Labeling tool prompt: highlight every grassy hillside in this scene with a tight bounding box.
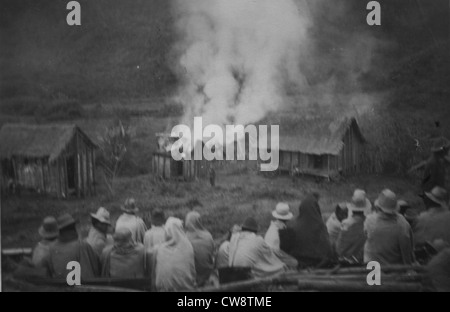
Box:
[0,0,176,101]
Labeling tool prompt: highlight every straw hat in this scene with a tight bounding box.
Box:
[272,203,293,221]
[90,207,111,225]
[374,189,398,215]
[347,189,372,212]
[121,198,139,214]
[425,186,449,208]
[38,217,59,239]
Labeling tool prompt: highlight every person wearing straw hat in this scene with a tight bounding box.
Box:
[414,186,450,249]
[420,137,450,208]
[264,203,298,269]
[363,189,415,265]
[228,217,286,279]
[86,207,114,256]
[43,213,100,279]
[336,197,367,263]
[115,198,147,244]
[31,216,59,268]
[347,189,372,216]
[264,203,293,250]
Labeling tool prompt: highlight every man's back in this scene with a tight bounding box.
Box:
[144,226,166,251]
[364,212,414,265]
[229,232,285,278]
[336,215,366,262]
[414,209,450,246]
[103,244,146,278]
[46,239,100,279]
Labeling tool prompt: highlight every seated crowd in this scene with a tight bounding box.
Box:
[29,185,450,291]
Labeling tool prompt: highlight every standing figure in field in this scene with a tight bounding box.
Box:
[115,198,147,244]
[185,211,215,287]
[101,228,147,278]
[86,207,113,256]
[44,214,100,279]
[364,190,415,266]
[228,217,286,279]
[283,194,334,268]
[31,216,59,268]
[144,209,167,252]
[209,166,216,187]
[153,217,196,292]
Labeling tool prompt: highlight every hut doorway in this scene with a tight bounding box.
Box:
[66,156,76,189]
[314,155,324,170]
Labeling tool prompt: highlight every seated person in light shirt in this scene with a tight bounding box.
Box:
[144,209,167,252]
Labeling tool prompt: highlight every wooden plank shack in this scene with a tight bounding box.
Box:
[0,123,98,198]
[152,133,210,181]
[258,116,367,180]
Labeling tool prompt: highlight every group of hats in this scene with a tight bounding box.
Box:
[39,206,112,239]
[349,186,449,215]
[347,189,402,215]
[39,198,138,239]
[38,213,77,239]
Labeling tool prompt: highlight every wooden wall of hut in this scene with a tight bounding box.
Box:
[1,129,96,199]
[152,152,210,181]
[274,123,365,178]
[338,123,364,174]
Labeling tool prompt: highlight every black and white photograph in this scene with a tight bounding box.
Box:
[0,0,449,295]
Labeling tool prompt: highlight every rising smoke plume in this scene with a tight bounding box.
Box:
[171,0,387,129]
[172,0,311,127]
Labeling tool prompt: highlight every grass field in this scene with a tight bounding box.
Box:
[1,160,423,249]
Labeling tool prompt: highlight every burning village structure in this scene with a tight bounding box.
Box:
[152,133,211,181]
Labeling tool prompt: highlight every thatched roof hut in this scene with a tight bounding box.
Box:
[258,115,367,179]
[0,124,97,198]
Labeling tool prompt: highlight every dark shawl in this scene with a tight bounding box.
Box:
[283,195,333,267]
